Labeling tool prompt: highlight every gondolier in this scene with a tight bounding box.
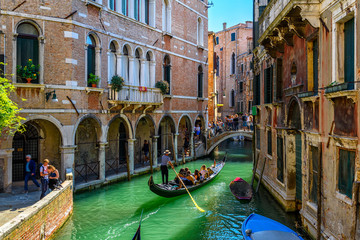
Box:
[161,150,171,184]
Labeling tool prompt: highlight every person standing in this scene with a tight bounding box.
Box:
[40,159,49,199]
[142,140,150,164]
[234,114,239,131]
[161,150,171,184]
[24,154,40,193]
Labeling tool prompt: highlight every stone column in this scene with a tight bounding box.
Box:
[107,51,111,84]
[98,142,107,181]
[141,0,146,23]
[128,56,135,86]
[152,136,159,168]
[174,133,179,162]
[190,131,195,158]
[128,0,134,18]
[128,139,135,174]
[0,148,14,193]
[60,145,76,181]
[38,36,45,84]
[12,34,17,82]
[140,58,146,86]
[116,52,122,77]
[95,47,102,84]
[150,60,156,87]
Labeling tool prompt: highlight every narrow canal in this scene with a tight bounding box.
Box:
[55,139,309,240]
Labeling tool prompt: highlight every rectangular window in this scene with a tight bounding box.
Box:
[240,102,243,113]
[264,66,273,104]
[216,37,219,45]
[338,149,355,199]
[134,0,139,20]
[109,0,115,10]
[240,82,243,92]
[256,128,260,149]
[122,0,127,15]
[241,64,244,73]
[277,136,284,183]
[309,146,319,203]
[145,0,149,24]
[254,74,260,105]
[197,72,203,98]
[276,59,282,101]
[344,18,354,89]
[248,101,252,113]
[231,32,236,41]
[267,130,272,156]
[259,6,266,16]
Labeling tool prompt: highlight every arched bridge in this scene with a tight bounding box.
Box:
[206,131,253,155]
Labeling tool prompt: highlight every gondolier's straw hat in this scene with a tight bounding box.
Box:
[164,150,171,154]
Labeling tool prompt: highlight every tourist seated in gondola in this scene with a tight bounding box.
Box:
[207,167,214,176]
[174,168,186,184]
[176,171,195,189]
[193,169,201,182]
[200,165,208,180]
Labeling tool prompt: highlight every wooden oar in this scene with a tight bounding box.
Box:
[168,161,205,212]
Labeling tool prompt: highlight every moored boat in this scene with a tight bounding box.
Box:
[229,177,253,201]
[242,213,304,240]
[148,155,227,198]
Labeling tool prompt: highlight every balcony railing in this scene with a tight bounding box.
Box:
[108,85,163,105]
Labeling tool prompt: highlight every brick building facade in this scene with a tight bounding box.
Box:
[210,21,253,121]
[0,0,209,192]
[253,0,360,238]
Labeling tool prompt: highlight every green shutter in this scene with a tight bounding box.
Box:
[276,59,283,101]
[344,18,354,89]
[198,73,203,98]
[122,0,127,15]
[87,46,95,84]
[277,136,284,182]
[295,134,302,201]
[338,149,355,199]
[267,130,272,155]
[309,146,319,203]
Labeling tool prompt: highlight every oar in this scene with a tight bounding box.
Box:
[168,161,205,212]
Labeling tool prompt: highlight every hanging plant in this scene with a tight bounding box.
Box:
[110,75,125,92]
[155,81,169,94]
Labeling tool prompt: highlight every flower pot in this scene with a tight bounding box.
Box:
[26,78,32,84]
[91,84,97,88]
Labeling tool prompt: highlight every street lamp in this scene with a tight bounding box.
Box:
[45,90,58,103]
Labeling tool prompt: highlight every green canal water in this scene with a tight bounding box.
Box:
[55,140,309,240]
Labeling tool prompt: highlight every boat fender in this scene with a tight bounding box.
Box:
[245,229,252,236]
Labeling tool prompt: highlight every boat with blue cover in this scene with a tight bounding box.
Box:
[242,213,304,240]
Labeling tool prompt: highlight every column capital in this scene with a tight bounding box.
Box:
[174,133,180,136]
[152,135,160,139]
[60,145,77,153]
[99,142,108,149]
[128,138,137,143]
[0,148,14,157]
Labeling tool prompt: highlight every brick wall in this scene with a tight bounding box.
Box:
[0,181,73,240]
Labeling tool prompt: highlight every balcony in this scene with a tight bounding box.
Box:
[258,0,320,57]
[108,85,163,112]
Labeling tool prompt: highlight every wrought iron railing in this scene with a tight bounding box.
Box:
[75,161,100,183]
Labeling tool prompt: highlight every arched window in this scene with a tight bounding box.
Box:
[216,55,220,76]
[122,46,130,83]
[122,0,128,15]
[230,89,235,107]
[134,0,140,21]
[134,49,141,86]
[197,65,203,98]
[145,52,151,87]
[87,35,96,85]
[17,23,40,83]
[144,0,150,24]
[163,55,171,94]
[108,41,117,83]
[197,17,204,46]
[231,53,236,75]
[162,0,171,33]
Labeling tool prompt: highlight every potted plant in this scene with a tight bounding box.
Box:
[110,75,125,92]
[88,73,100,87]
[16,59,40,84]
[155,80,169,94]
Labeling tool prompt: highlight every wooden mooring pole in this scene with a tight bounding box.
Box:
[149,141,153,174]
[126,153,131,181]
[256,157,266,193]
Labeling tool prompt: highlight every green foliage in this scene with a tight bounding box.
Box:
[110,75,125,92]
[88,73,100,85]
[0,76,25,137]
[16,59,40,81]
[155,81,169,94]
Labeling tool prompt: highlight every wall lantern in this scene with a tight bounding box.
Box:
[45,90,58,102]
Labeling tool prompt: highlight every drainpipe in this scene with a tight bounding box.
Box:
[3,32,6,75]
[353,181,360,240]
[316,144,322,240]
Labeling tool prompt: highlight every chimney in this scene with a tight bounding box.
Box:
[223,22,227,30]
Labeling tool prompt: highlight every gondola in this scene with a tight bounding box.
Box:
[242,213,304,240]
[148,155,227,198]
[229,177,253,201]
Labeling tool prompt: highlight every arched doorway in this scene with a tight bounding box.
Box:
[287,99,302,204]
[178,115,192,158]
[106,117,131,177]
[12,119,62,182]
[135,115,155,169]
[158,116,176,162]
[74,117,101,183]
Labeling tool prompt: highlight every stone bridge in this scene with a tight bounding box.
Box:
[206,131,253,155]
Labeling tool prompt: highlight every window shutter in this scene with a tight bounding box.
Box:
[344,18,354,89]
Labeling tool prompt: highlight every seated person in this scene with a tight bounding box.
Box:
[200,165,208,180]
[207,168,214,177]
[175,168,186,184]
[193,169,201,181]
[184,167,189,172]
[185,170,195,185]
